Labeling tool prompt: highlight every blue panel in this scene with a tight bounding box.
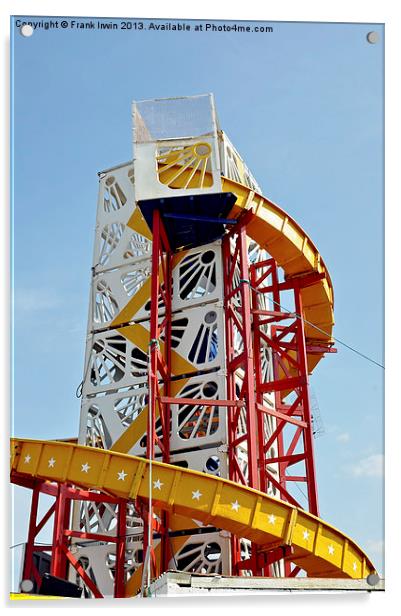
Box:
[138,192,237,251]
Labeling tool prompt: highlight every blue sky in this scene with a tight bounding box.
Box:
[11,16,384,579]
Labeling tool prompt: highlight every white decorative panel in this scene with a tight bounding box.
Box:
[169,372,227,452]
[170,531,230,575]
[80,372,227,455]
[81,305,225,396]
[95,163,135,229]
[168,446,229,479]
[219,131,262,193]
[88,242,224,332]
[134,136,222,202]
[68,536,145,598]
[92,163,154,274]
[93,220,152,274]
[172,242,223,311]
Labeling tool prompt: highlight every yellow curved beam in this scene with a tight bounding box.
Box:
[11,438,375,589]
[155,163,335,375]
[10,593,67,601]
[222,177,334,375]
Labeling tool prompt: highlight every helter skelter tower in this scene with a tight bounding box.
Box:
[12,94,376,599]
[73,93,326,591]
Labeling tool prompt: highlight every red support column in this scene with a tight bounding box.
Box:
[237,224,259,490]
[223,217,259,490]
[293,287,319,516]
[114,499,127,598]
[222,213,260,575]
[22,482,40,583]
[144,207,172,584]
[51,484,70,578]
[20,481,130,596]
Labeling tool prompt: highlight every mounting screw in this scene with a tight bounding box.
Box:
[366,572,380,586]
[20,24,34,37]
[367,31,379,44]
[20,579,34,593]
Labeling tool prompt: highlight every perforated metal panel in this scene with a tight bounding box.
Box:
[93,163,153,274]
[80,372,227,456]
[169,531,230,575]
[219,131,262,193]
[88,242,223,332]
[82,307,225,396]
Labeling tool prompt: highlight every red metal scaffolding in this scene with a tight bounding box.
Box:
[13,474,127,598]
[222,210,325,576]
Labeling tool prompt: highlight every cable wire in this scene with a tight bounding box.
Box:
[247,280,384,369]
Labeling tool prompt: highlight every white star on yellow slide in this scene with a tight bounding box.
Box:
[231,500,240,512]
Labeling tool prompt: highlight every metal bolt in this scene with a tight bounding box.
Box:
[20,24,34,37]
[367,31,379,44]
[366,572,380,586]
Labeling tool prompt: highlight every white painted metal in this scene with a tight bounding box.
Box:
[168,445,229,478]
[88,241,224,331]
[172,241,223,311]
[219,131,262,193]
[132,95,222,202]
[69,537,145,598]
[79,372,227,455]
[92,163,153,274]
[81,304,226,396]
[149,572,385,595]
[170,531,230,576]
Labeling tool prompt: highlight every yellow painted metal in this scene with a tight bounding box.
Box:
[10,593,67,600]
[110,378,190,454]
[126,207,153,240]
[117,323,196,377]
[221,177,334,350]
[110,252,187,329]
[10,438,375,589]
[157,163,335,375]
[157,142,213,190]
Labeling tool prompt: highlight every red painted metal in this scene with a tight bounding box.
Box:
[143,207,173,582]
[221,216,323,577]
[21,480,129,598]
[51,484,70,578]
[114,499,127,598]
[22,482,41,586]
[222,213,261,575]
[250,256,320,519]
[62,545,104,598]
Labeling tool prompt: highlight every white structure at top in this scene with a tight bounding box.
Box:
[132,94,261,201]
